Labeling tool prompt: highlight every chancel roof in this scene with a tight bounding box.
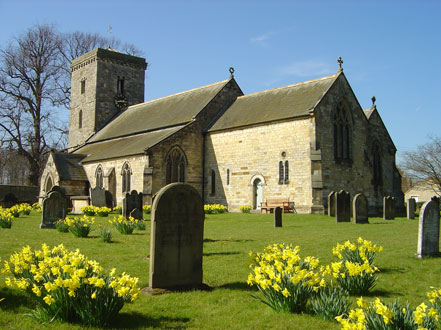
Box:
[52,153,88,181]
[208,74,338,132]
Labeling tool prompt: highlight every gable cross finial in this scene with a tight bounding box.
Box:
[337,56,343,72]
[371,96,377,110]
[107,26,113,49]
[229,67,235,78]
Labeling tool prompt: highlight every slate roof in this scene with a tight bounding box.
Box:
[52,153,88,181]
[208,74,338,132]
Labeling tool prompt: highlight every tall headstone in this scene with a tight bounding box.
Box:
[40,190,66,229]
[149,183,205,289]
[416,197,440,258]
[383,196,395,220]
[274,207,282,227]
[90,187,106,207]
[328,191,336,216]
[353,193,369,224]
[336,190,350,222]
[123,190,143,220]
[407,198,416,220]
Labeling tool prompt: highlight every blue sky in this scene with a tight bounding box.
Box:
[1,0,440,164]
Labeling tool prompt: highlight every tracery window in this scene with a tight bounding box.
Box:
[278,161,289,184]
[121,162,131,193]
[279,161,284,184]
[333,101,352,161]
[165,147,187,184]
[372,142,383,188]
[284,160,289,184]
[79,110,83,129]
[95,165,104,189]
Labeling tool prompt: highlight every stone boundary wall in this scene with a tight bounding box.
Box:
[0,185,39,207]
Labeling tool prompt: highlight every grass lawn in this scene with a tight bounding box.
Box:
[0,211,440,329]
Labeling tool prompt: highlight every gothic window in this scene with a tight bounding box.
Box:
[81,80,86,94]
[117,76,125,95]
[79,110,83,129]
[95,165,104,189]
[211,170,216,195]
[333,101,352,162]
[227,169,230,185]
[284,161,289,184]
[372,142,383,188]
[121,162,131,193]
[165,147,187,184]
[279,161,284,184]
[44,175,53,192]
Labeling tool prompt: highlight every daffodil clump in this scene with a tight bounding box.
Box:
[427,287,441,327]
[204,204,228,214]
[247,243,324,313]
[64,215,94,237]
[32,202,42,212]
[336,297,438,330]
[96,206,111,217]
[0,209,14,228]
[109,215,139,234]
[81,205,98,216]
[9,203,33,216]
[239,205,252,213]
[112,205,122,214]
[1,244,140,327]
[143,204,151,214]
[329,238,383,295]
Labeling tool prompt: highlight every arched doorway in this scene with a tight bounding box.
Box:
[253,178,263,210]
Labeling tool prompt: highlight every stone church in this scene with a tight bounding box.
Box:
[40,48,403,214]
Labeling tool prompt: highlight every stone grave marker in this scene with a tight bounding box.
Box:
[416,197,440,258]
[123,190,143,220]
[105,191,114,208]
[41,190,66,229]
[353,193,369,224]
[274,206,282,227]
[90,187,106,207]
[328,191,336,217]
[336,190,350,222]
[129,208,143,220]
[407,198,416,220]
[149,183,205,290]
[383,196,395,220]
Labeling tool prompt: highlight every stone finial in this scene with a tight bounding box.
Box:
[337,57,343,72]
[371,96,377,110]
[229,67,235,78]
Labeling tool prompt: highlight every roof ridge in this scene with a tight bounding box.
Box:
[127,79,230,109]
[237,74,338,99]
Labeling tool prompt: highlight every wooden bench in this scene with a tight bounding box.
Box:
[260,198,295,213]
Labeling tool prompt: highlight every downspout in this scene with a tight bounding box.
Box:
[202,132,206,204]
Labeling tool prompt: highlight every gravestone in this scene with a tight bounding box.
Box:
[40,190,66,229]
[123,190,143,220]
[353,193,369,224]
[274,207,282,227]
[90,187,106,207]
[336,190,350,222]
[129,208,143,220]
[407,198,416,220]
[383,196,395,220]
[149,183,205,289]
[328,191,336,217]
[105,191,114,208]
[416,197,440,258]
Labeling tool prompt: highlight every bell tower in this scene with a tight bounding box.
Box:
[68,48,147,150]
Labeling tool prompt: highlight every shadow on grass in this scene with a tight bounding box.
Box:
[203,251,241,257]
[113,311,190,329]
[364,288,404,298]
[217,281,256,292]
[203,238,254,243]
[0,287,35,312]
[380,266,408,274]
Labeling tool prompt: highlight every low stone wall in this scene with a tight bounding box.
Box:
[0,185,39,207]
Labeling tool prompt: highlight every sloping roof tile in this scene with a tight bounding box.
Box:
[53,153,88,181]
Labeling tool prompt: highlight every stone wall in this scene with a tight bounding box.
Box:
[205,118,312,213]
[0,185,39,207]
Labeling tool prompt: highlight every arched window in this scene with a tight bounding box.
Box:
[279,161,284,184]
[121,162,131,193]
[333,101,352,161]
[211,169,216,195]
[372,142,382,188]
[95,165,104,189]
[284,160,289,184]
[44,175,53,192]
[165,147,187,184]
[79,110,83,129]
[227,169,230,185]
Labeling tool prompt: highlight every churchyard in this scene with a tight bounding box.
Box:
[0,205,440,329]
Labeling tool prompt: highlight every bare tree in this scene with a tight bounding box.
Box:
[402,135,441,196]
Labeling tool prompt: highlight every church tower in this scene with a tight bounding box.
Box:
[68,48,147,150]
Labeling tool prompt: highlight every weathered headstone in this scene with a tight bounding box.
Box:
[383,196,395,220]
[328,191,336,217]
[353,193,369,224]
[149,183,205,289]
[40,191,66,229]
[129,208,143,220]
[416,197,440,258]
[274,207,282,227]
[123,190,143,220]
[336,190,350,222]
[90,187,106,207]
[105,191,114,208]
[407,198,416,220]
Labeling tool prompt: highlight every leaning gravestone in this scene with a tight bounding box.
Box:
[407,198,416,220]
[90,187,106,207]
[353,193,369,224]
[328,191,336,217]
[416,197,440,258]
[149,183,205,290]
[383,196,395,220]
[274,207,282,227]
[336,190,350,222]
[40,190,66,229]
[123,190,143,220]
